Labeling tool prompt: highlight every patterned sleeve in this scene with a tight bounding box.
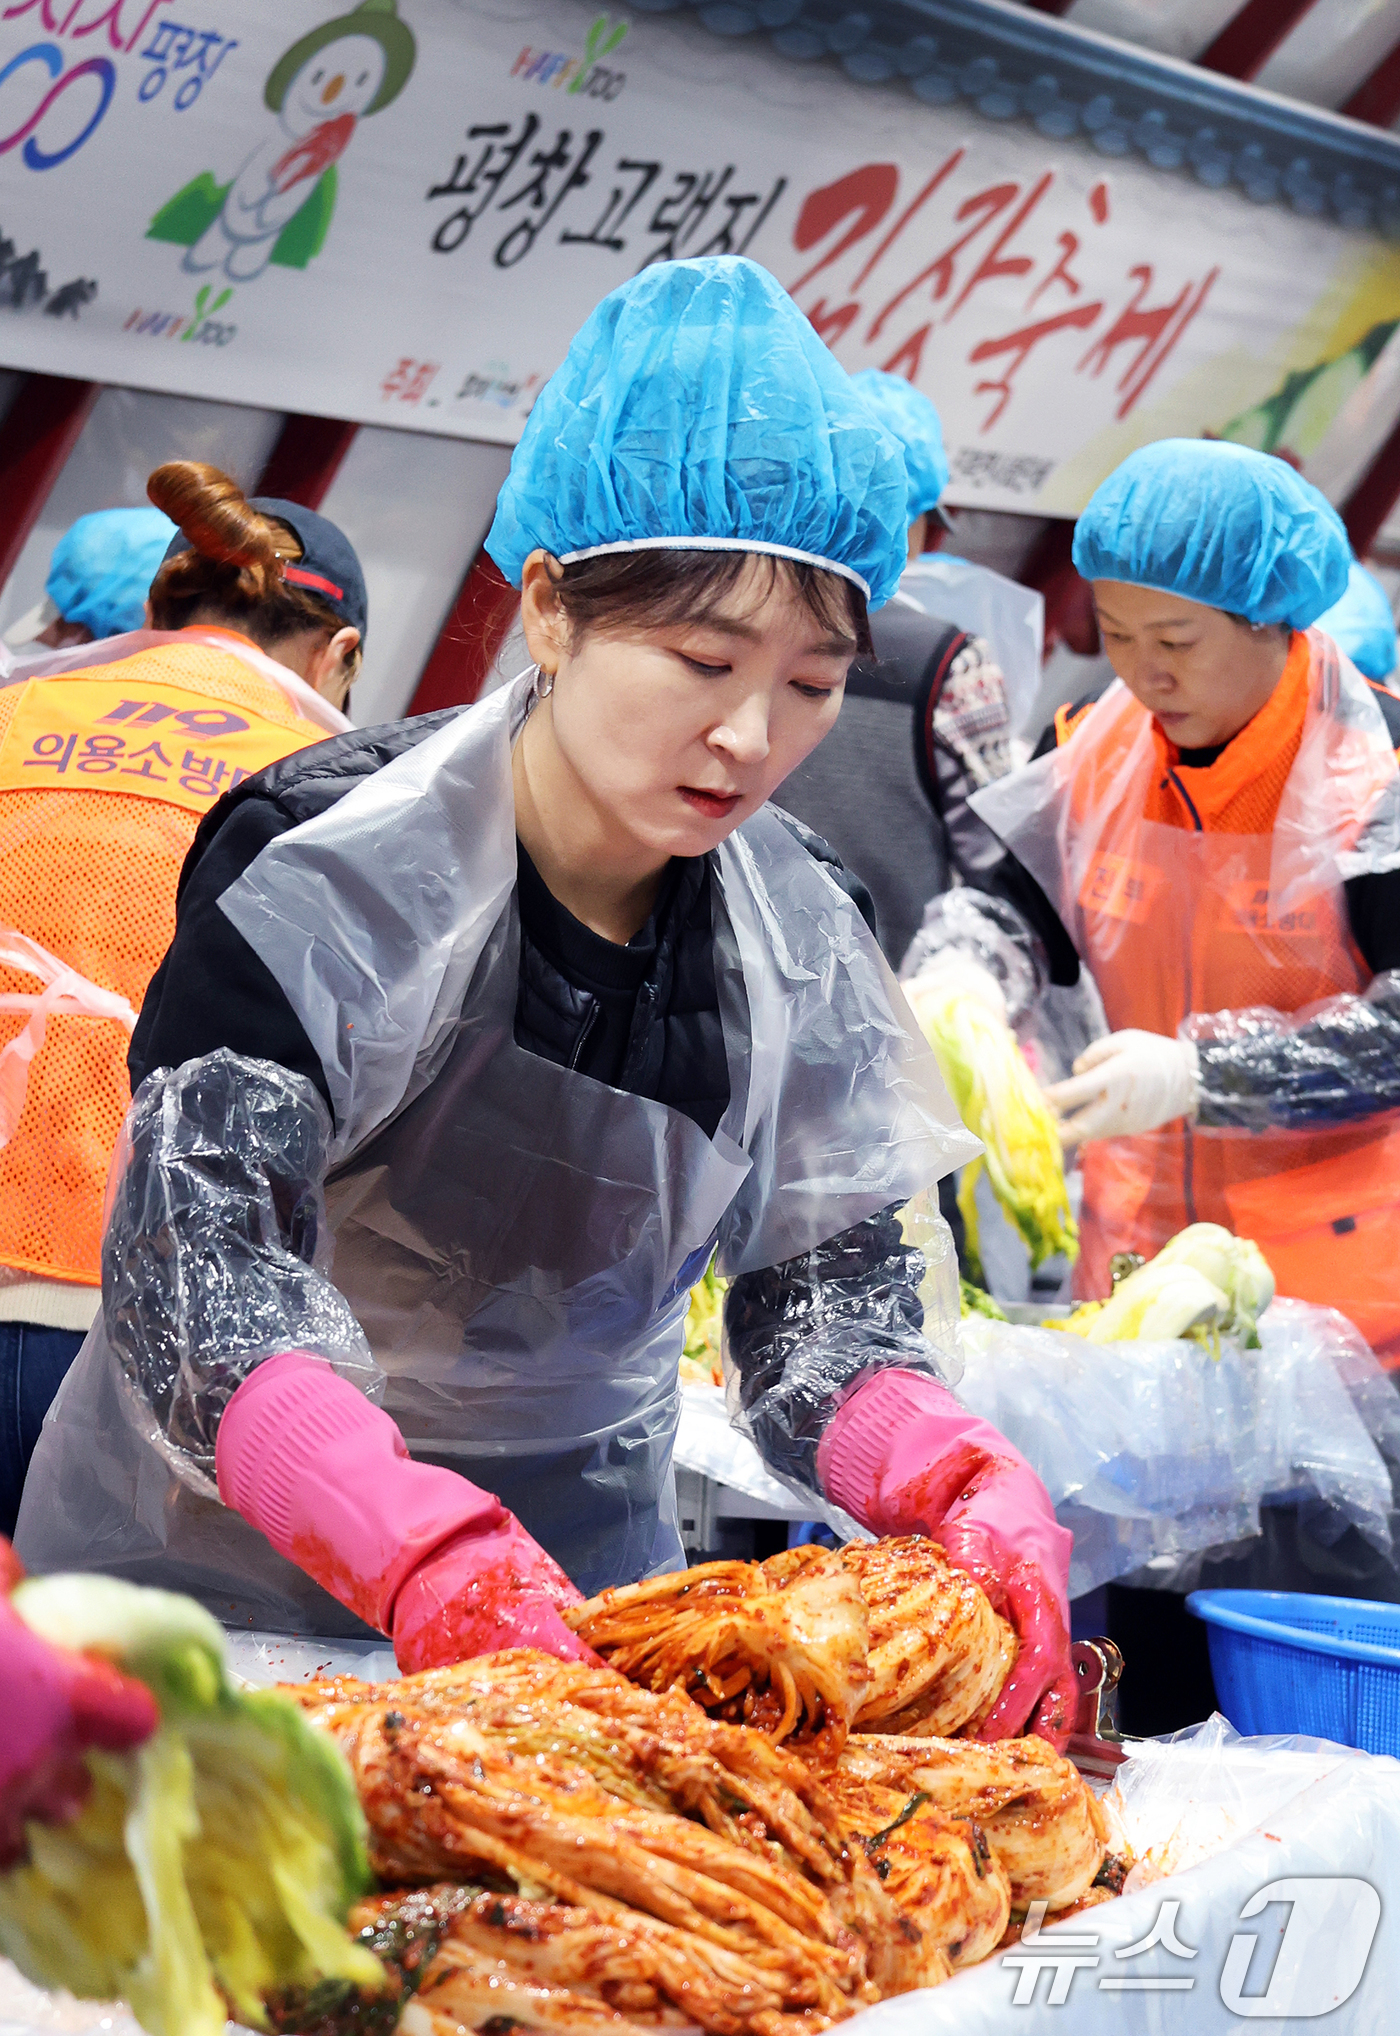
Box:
[928,636,1015,886]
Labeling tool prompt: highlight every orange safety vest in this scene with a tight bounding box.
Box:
[0,632,330,1286]
[983,630,1400,1361]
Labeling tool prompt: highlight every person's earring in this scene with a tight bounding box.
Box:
[535,665,555,699]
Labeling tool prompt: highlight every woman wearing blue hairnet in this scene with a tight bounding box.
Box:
[2,508,176,657]
[18,259,1077,1746]
[931,439,1400,1361]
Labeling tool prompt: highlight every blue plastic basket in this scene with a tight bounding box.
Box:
[1187,1590,1400,1754]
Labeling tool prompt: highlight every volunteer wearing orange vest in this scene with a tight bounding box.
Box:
[962,441,1400,1360]
[0,460,361,1530]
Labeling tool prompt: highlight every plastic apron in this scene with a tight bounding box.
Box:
[0,626,352,735]
[20,674,974,1630]
[971,635,1400,1359]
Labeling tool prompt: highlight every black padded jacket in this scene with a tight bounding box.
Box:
[129,710,940,1500]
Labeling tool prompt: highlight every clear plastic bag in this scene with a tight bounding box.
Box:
[899,888,1046,1026]
[954,1298,1398,1597]
[0,1961,153,2036]
[1102,1711,1375,1894]
[223,1629,399,1689]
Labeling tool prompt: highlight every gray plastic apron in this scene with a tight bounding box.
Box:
[318,893,748,1594]
[18,675,974,1631]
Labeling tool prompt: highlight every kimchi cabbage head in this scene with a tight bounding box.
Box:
[0,1574,382,2036]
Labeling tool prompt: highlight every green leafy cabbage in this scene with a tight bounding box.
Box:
[682,1261,727,1387]
[959,1277,1008,1322]
[1055,1222,1276,1350]
[0,1575,384,2036]
[904,977,1077,1277]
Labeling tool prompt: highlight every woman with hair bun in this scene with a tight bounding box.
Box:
[142,460,365,712]
[0,460,364,1533]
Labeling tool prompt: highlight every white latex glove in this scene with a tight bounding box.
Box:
[903,949,1008,1031]
[1044,1028,1199,1146]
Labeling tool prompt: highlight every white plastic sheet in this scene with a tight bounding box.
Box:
[0,1962,150,2035]
[223,1628,399,1688]
[0,1962,260,2036]
[956,1298,1400,1598]
[844,1716,1400,2033]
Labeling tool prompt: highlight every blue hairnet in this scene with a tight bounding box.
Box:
[46,507,177,639]
[850,369,948,522]
[1072,440,1350,629]
[1315,559,1396,682]
[487,257,909,608]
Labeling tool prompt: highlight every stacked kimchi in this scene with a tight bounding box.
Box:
[278,1538,1114,2035]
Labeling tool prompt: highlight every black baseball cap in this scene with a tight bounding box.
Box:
[161,495,368,642]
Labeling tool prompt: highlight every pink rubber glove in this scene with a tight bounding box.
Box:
[0,1544,158,1866]
[216,1353,596,1674]
[817,1368,1076,1749]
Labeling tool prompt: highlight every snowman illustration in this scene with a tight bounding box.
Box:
[148,0,415,283]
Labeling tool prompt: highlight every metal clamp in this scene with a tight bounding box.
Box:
[1067,1636,1127,1779]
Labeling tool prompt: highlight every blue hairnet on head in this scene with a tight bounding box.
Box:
[1072,440,1350,629]
[1316,559,1396,682]
[850,369,948,522]
[487,256,909,608]
[46,507,177,638]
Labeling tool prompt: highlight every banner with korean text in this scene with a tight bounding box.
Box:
[3,0,1400,512]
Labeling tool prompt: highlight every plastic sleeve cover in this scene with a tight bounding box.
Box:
[898,886,1048,1025]
[102,1046,380,1480]
[1183,969,1400,1130]
[721,1203,948,1495]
